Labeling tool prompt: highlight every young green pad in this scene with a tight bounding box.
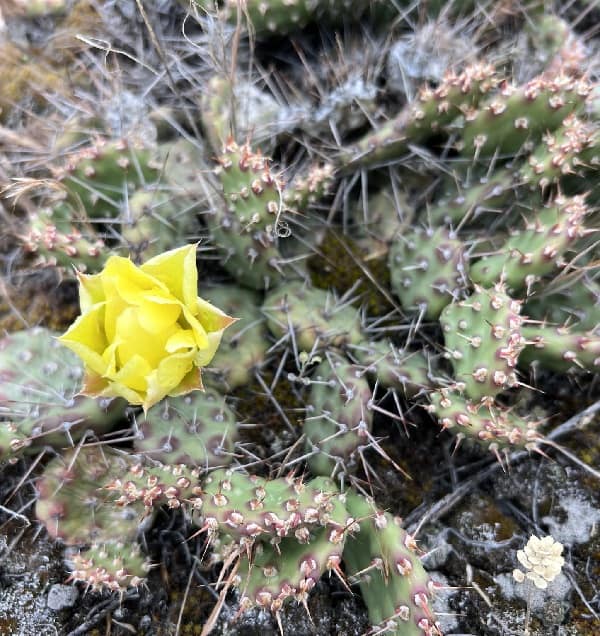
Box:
[35,447,145,546]
[200,470,351,542]
[521,324,600,372]
[342,63,499,169]
[56,138,159,220]
[460,75,591,158]
[207,140,288,290]
[470,195,591,293]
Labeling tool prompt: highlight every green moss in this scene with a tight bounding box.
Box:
[307,229,393,317]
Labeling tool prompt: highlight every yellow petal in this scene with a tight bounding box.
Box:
[115,307,177,368]
[157,350,195,391]
[104,380,145,405]
[103,277,128,343]
[58,304,108,376]
[137,298,181,333]
[77,271,105,312]
[102,341,120,377]
[141,244,198,309]
[103,255,167,303]
[169,367,204,397]
[143,350,195,410]
[111,354,153,392]
[194,330,225,367]
[80,371,144,404]
[182,305,209,349]
[165,329,196,353]
[195,297,237,333]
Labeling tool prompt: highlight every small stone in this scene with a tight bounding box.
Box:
[47,584,78,611]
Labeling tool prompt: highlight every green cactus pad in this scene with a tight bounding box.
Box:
[389,227,468,319]
[304,357,372,476]
[134,390,237,468]
[521,324,600,372]
[262,281,363,352]
[460,75,591,158]
[342,62,499,169]
[202,285,269,390]
[35,447,144,545]
[524,276,600,333]
[427,388,541,454]
[0,328,123,461]
[519,114,598,190]
[207,140,288,289]
[344,492,442,636]
[440,284,525,401]
[56,138,159,219]
[470,195,591,292]
[200,469,351,542]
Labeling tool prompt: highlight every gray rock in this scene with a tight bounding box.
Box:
[494,571,572,614]
[47,584,78,611]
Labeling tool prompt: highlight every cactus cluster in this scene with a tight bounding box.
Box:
[1,2,599,635]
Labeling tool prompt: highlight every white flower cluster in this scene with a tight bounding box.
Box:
[513,535,565,589]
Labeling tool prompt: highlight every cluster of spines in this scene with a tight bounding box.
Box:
[67,542,150,592]
[351,340,432,399]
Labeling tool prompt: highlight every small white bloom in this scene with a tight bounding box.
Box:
[513,535,564,589]
[512,569,525,583]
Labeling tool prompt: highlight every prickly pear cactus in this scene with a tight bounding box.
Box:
[55,139,159,219]
[470,194,591,292]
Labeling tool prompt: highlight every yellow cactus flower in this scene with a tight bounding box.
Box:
[59,244,236,411]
